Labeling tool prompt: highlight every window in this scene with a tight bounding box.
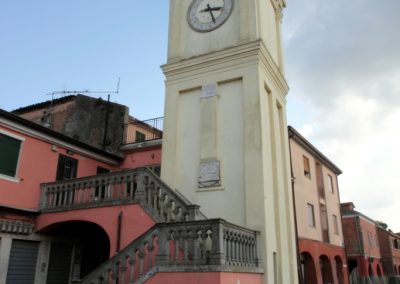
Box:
[307,203,315,227]
[368,232,374,247]
[56,154,78,181]
[333,214,339,235]
[135,131,146,143]
[0,133,23,178]
[327,174,334,193]
[303,156,311,178]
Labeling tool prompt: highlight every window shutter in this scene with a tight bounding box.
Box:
[0,134,21,177]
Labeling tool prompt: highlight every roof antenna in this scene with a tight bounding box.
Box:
[102,77,121,150]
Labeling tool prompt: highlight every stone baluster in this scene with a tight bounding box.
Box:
[155,228,170,267]
[153,187,158,215]
[187,205,200,221]
[147,241,155,270]
[238,235,243,265]
[128,257,135,284]
[134,172,145,202]
[138,250,145,278]
[182,230,190,265]
[111,267,118,284]
[115,176,121,200]
[119,260,127,284]
[146,182,153,205]
[39,186,48,209]
[174,234,180,264]
[243,237,249,265]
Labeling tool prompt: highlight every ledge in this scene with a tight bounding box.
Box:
[0,219,34,235]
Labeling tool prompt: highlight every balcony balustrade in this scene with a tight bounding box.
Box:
[81,218,261,284]
[125,117,163,144]
[40,167,202,223]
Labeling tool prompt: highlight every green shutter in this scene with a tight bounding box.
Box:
[0,134,21,177]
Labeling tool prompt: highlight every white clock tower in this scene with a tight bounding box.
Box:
[161,1,299,283]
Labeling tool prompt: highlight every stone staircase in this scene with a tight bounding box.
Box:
[40,167,262,283]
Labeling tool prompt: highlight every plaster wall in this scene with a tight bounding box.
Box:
[290,139,344,247]
[120,148,162,170]
[0,125,117,210]
[291,140,322,241]
[36,204,155,257]
[146,272,263,284]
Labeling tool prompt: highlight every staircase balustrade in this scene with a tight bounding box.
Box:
[40,168,201,222]
[81,219,261,284]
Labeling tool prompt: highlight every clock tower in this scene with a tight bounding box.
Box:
[161,1,298,283]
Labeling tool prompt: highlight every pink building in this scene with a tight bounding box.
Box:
[289,126,349,284]
[0,102,263,283]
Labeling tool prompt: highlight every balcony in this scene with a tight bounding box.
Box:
[125,117,163,144]
[40,167,203,223]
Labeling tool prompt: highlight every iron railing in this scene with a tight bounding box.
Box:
[125,117,163,144]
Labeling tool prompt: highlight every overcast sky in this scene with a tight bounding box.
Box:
[1,1,399,232]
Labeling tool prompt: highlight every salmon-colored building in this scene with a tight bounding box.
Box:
[341,202,387,283]
[377,225,400,281]
[0,98,263,283]
[289,126,349,284]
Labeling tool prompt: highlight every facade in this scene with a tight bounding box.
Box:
[0,106,263,283]
[341,202,386,283]
[161,1,298,283]
[289,126,349,284]
[0,108,124,283]
[377,225,400,282]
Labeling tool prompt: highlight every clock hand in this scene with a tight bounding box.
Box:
[207,4,216,23]
[200,6,222,12]
[199,4,223,23]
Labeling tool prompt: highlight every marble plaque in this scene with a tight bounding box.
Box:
[201,83,217,99]
[198,159,221,188]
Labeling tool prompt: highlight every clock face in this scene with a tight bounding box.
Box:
[187,0,234,33]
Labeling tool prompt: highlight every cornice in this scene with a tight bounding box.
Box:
[270,0,286,12]
[0,219,34,235]
[162,40,289,96]
[288,125,342,175]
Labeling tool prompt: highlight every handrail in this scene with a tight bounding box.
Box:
[81,219,262,284]
[40,167,203,223]
[125,117,163,144]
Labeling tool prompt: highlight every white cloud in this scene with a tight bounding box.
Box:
[284,0,400,231]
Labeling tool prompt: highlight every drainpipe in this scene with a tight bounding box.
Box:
[288,129,304,284]
[116,211,123,253]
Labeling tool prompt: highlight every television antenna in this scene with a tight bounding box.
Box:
[43,78,121,149]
